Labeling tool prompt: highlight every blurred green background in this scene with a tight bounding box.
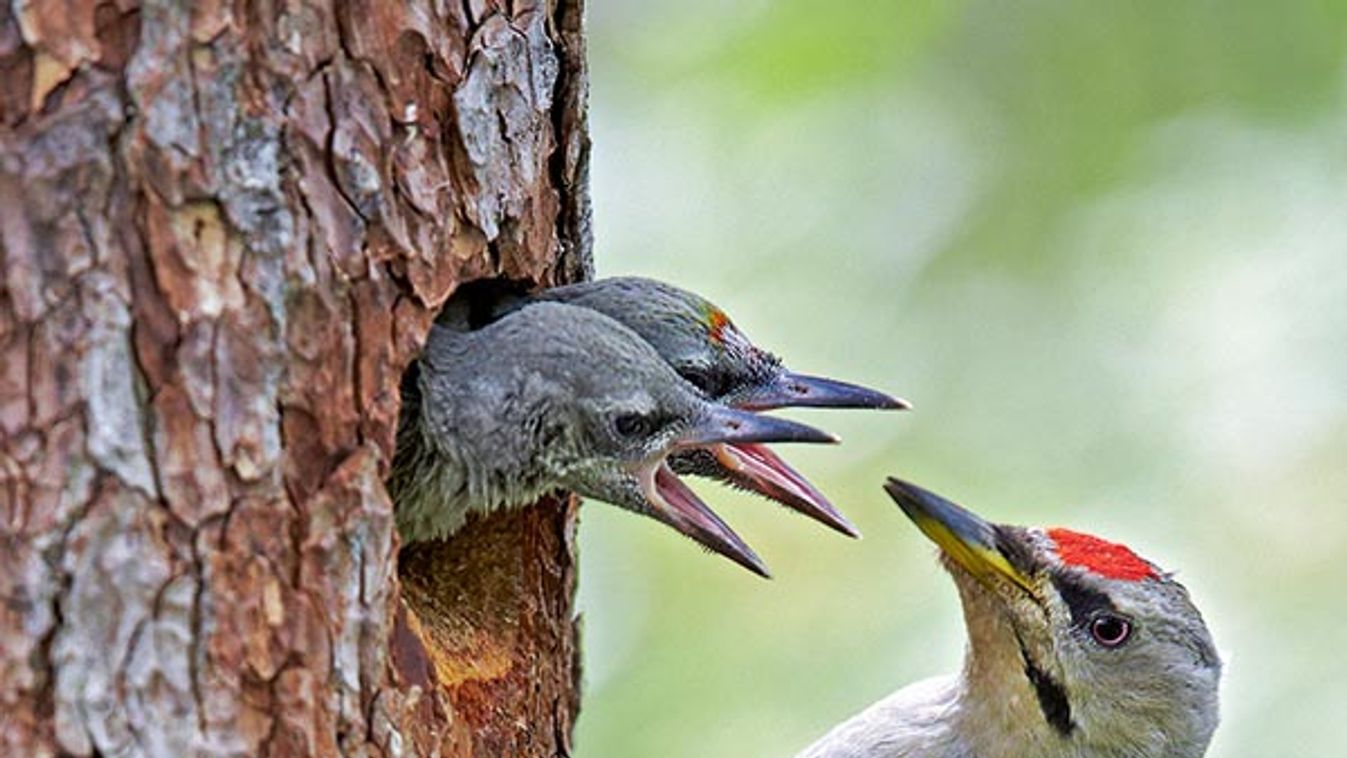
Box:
[573,2,1347,756]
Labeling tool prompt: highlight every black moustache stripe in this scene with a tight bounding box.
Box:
[1017,639,1075,737]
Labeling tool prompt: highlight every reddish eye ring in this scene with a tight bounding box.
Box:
[1090,615,1132,647]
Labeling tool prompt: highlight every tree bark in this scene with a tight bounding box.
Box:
[0,1,590,755]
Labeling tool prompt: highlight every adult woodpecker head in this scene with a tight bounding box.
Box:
[391,302,837,576]
[798,478,1221,758]
[525,276,908,538]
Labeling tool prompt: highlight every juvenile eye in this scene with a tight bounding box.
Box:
[613,413,651,438]
[1090,615,1132,647]
[680,367,718,395]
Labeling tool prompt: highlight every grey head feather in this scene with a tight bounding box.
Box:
[528,276,781,403]
[391,301,706,542]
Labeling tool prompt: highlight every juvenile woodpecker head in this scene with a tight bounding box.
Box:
[529,276,907,537]
[394,302,836,576]
[535,277,908,411]
[879,478,1221,757]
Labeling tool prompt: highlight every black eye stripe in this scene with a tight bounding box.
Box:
[1051,573,1118,628]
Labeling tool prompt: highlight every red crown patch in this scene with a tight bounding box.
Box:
[705,308,732,345]
[1047,528,1156,582]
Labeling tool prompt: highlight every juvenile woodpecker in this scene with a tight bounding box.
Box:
[513,276,909,537]
[391,302,837,576]
[531,277,906,411]
[798,478,1221,758]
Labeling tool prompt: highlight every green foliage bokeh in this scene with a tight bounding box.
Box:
[576,2,1347,755]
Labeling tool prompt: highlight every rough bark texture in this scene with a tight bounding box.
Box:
[0,1,590,755]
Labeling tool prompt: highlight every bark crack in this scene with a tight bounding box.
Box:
[320,68,372,226]
[188,520,213,737]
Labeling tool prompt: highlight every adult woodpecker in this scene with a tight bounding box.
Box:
[508,276,909,538]
[798,478,1221,758]
[390,302,837,576]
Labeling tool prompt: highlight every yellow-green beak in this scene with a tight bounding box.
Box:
[884,477,1034,594]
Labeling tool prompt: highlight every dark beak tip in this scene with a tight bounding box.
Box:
[882,477,930,519]
[726,536,773,577]
[821,508,863,539]
[688,526,774,579]
[813,511,861,539]
[833,523,862,540]
[882,476,911,499]
[728,547,772,579]
[851,391,910,411]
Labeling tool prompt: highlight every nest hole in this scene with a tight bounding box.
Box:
[388,276,580,716]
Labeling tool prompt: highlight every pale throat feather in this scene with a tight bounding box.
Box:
[951,569,1074,757]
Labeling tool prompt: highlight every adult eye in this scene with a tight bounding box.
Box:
[1090,614,1132,648]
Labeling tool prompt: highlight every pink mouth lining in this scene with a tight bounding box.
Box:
[636,459,767,576]
[712,443,859,538]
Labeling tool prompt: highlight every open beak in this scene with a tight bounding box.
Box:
[711,443,861,538]
[734,371,910,412]
[676,405,839,447]
[637,459,770,578]
[883,477,1033,594]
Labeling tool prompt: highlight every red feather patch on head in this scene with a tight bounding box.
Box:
[1047,528,1156,582]
[705,308,732,345]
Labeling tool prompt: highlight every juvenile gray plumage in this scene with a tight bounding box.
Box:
[531,277,908,411]
[497,276,909,537]
[798,478,1221,758]
[391,302,836,576]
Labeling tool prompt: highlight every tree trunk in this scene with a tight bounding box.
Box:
[0,1,590,755]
